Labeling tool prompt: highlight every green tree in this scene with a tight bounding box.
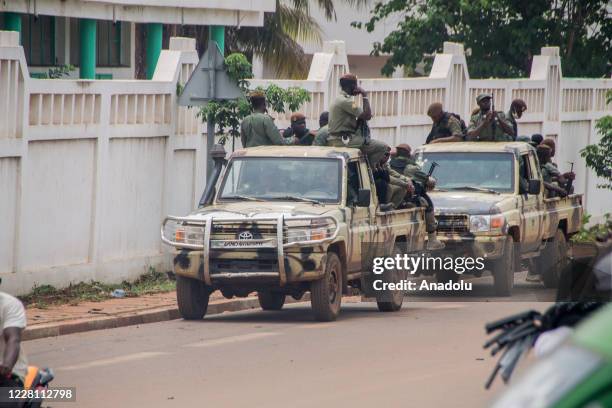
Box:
[580,91,612,190]
[197,53,311,148]
[353,0,612,78]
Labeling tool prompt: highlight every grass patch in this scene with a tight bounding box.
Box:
[19,267,175,308]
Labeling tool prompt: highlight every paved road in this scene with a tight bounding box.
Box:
[26,280,551,408]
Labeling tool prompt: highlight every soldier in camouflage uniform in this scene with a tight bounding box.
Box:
[326,73,387,164]
[313,111,330,146]
[282,112,315,145]
[425,103,465,144]
[390,144,444,250]
[240,91,296,148]
[507,99,527,141]
[466,94,514,141]
[537,144,567,197]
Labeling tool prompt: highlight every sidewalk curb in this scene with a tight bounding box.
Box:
[24,296,306,341]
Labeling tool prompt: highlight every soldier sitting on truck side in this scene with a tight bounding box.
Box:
[540,138,576,192]
[466,94,514,141]
[326,73,387,166]
[537,144,568,198]
[425,103,466,144]
[390,144,444,250]
[282,112,316,145]
[313,111,330,146]
[240,91,297,148]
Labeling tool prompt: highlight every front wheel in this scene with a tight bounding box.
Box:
[257,291,286,310]
[492,237,515,296]
[377,244,406,312]
[310,253,342,321]
[176,276,210,320]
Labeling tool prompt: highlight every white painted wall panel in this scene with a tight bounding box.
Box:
[0,158,19,273]
[20,140,95,270]
[100,137,166,260]
[170,149,196,215]
[559,121,590,196]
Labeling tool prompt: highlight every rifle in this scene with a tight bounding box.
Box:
[490,92,496,136]
[427,161,439,177]
[565,161,574,195]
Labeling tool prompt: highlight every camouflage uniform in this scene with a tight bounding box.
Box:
[240,113,293,148]
[312,125,329,146]
[425,112,464,144]
[506,110,518,141]
[327,91,386,163]
[467,111,514,142]
[381,162,412,209]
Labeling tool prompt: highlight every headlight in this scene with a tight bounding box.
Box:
[284,217,338,244]
[162,219,204,247]
[469,214,505,233]
[493,345,602,408]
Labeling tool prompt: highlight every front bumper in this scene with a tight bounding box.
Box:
[162,214,336,286]
[437,234,507,259]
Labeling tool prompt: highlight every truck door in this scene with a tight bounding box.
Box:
[346,159,374,272]
[519,152,544,252]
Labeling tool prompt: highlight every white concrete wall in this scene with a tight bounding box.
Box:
[0,31,206,295]
[1,32,611,294]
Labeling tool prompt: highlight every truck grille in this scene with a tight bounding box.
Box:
[211,221,278,241]
[210,250,279,275]
[436,214,469,234]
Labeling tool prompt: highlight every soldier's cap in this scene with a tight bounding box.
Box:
[476,93,492,103]
[536,144,552,153]
[396,144,412,154]
[248,90,266,100]
[340,73,358,82]
[290,112,306,123]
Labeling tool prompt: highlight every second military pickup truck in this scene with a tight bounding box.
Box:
[414,142,583,296]
[162,145,428,321]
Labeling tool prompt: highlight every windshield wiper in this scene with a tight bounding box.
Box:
[272,195,323,205]
[222,195,264,201]
[449,186,500,195]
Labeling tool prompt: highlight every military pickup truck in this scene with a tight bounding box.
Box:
[414,142,583,296]
[161,145,427,321]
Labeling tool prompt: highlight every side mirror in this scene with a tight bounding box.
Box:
[528,179,541,195]
[356,189,371,207]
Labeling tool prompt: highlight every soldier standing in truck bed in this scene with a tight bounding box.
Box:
[425,103,465,144]
[240,90,296,148]
[466,93,514,141]
[326,73,386,165]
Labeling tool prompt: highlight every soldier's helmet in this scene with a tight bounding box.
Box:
[476,93,492,103]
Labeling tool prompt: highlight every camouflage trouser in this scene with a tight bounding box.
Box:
[326,133,388,166]
[386,184,407,209]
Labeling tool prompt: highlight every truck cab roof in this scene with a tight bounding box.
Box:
[417,142,535,155]
[230,145,362,160]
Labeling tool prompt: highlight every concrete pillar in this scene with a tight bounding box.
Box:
[3,12,22,44]
[79,19,97,79]
[146,23,162,79]
[209,25,225,54]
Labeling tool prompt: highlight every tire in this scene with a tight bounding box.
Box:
[257,291,286,310]
[537,229,568,288]
[176,275,210,320]
[377,244,406,312]
[310,252,342,321]
[492,236,515,296]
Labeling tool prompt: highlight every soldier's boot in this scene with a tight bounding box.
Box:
[425,211,445,250]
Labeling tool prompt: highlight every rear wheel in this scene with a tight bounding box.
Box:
[377,244,406,312]
[537,229,568,288]
[492,236,515,296]
[176,276,210,320]
[310,253,342,321]
[257,291,286,310]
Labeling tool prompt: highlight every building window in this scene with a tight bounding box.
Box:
[22,15,56,66]
[70,20,130,67]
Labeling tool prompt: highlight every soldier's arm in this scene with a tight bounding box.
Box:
[264,116,293,145]
[495,112,515,138]
[387,165,412,188]
[340,97,367,121]
[466,115,486,140]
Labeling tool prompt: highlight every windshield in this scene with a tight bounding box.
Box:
[418,152,515,193]
[218,157,342,203]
